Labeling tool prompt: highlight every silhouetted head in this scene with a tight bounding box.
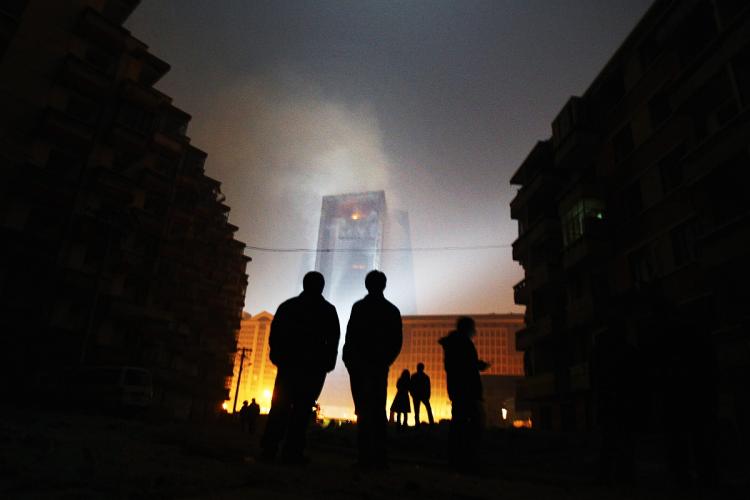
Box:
[302,271,325,295]
[400,369,410,380]
[242,400,248,406]
[456,316,476,337]
[251,398,256,403]
[416,362,425,373]
[365,270,387,294]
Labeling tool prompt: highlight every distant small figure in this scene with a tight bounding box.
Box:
[247,398,260,433]
[439,316,489,473]
[343,270,402,468]
[390,369,411,429]
[239,400,250,429]
[410,362,434,426]
[260,271,340,464]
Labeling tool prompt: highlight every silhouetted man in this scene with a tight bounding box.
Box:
[410,363,434,426]
[247,398,260,433]
[239,400,250,430]
[260,271,340,464]
[439,316,489,473]
[343,270,402,468]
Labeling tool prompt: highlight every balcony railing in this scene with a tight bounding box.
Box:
[515,316,553,350]
[513,279,528,305]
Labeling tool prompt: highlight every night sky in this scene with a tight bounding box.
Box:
[126,1,651,410]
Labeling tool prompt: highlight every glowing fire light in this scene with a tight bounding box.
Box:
[221,402,229,412]
[263,389,272,400]
[350,212,361,220]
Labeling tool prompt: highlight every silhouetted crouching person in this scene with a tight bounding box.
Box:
[343,270,402,468]
[390,369,411,429]
[260,272,340,464]
[410,362,434,426]
[439,316,488,473]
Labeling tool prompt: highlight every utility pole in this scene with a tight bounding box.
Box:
[232,347,250,414]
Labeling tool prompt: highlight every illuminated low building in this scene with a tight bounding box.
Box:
[226,311,276,413]
[387,314,524,422]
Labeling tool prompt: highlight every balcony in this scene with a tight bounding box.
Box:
[510,170,562,220]
[565,294,597,328]
[517,372,556,401]
[552,97,598,168]
[516,316,553,351]
[562,218,608,269]
[513,279,528,305]
[40,107,94,148]
[76,8,128,50]
[60,55,112,96]
[512,217,559,262]
[569,363,590,392]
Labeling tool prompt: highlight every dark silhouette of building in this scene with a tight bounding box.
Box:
[0,0,250,419]
[510,0,750,454]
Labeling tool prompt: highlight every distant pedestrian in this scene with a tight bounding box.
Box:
[247,398,260,433]
[390,369,411,429]
[343,270,402,469]
[410,363,434,426]
[239,400,250,430]
[260,271,340,464]
[439,316,489,473]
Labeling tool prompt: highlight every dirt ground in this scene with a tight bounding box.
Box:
[1,410,746,499]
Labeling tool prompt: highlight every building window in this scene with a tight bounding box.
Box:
[117,101,154,134]
[675,1,718,66]
[670,220,697,267]
[689,69,739,142]
[732,42,750,107]
[629,245,659,285]
[612,124,634,164]
[561,198,605,246]
[715,0,748,26]
[659,144,687,194]
[648,90,672,129]
[0,0,28,19]
[623,181,643,217]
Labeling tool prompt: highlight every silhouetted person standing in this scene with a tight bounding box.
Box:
[247,398,260,433]
[439,316,489,473]
[390,369,411,429]
[343,270,402,468]
[239,400,250,430]
[410,362,434,426]
[260,272,340,464]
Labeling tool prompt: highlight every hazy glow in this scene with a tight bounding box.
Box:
[126,0,653,414]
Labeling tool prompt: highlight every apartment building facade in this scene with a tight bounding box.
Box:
[0,0,250,419]
[511,0,750,441]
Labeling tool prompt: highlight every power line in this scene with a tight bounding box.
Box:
[245,243,513,254]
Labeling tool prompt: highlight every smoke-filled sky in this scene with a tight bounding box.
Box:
[126,0,651,316]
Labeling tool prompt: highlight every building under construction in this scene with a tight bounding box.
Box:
[0,0,250,419]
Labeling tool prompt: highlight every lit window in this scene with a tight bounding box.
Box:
[561,198,605,246]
